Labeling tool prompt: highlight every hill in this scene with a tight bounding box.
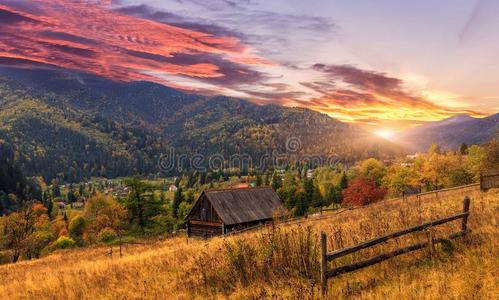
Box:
[395,114,499,152]
[0,141,36,215]
[0,187,497,299]
[0,67,405,182]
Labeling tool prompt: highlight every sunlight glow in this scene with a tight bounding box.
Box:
[375,129,396,140]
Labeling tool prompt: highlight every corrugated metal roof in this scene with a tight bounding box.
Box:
[203,187,283,225]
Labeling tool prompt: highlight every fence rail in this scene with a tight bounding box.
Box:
[416,183,479,197]
[320,196,471,296]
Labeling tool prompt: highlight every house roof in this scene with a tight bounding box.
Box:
[188,187,283,225]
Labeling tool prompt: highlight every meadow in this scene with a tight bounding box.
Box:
[0,187,497,299]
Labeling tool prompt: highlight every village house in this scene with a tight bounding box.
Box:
[184,187,284,237]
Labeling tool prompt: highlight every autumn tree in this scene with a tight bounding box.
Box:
[342,177,386,207]
[359,158,386,186]
[483,139,499,172]
[2,203,52,262]
[466,145,486,181]
[83,193,126,243]
[383,164,417,196]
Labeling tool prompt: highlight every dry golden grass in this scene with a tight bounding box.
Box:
[0,188,497,300]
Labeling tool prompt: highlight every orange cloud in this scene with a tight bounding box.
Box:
[252,64,486,129]
[0,0,269,87]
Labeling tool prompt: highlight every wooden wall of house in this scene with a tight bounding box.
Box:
[189,194,221,222]
[481,172,499,190]
[225,218,273,234]
[187,220,223,237]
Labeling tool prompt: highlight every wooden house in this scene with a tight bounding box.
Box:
[184,187,283,237]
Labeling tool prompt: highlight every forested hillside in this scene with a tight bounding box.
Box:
[0,68,405,182]
[395,114,499,151]
[0,142,42,215]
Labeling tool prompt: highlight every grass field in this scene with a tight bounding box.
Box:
[0,188,497,299]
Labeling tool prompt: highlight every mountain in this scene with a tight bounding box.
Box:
[395,113,499,152]
[0,67,405,182]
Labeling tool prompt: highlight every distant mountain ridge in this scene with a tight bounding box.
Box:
[395,113,499,152]
[0,67,405,182]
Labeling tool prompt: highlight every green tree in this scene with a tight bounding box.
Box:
[123,176,153,229]
[177,202,193,220]
[68,215,86,245]
[459,143,469,155]
[271,172,282,191]
[51,179,61,198]
[255,174,263,186]
[339,172,348,190]
[172,187,184,218]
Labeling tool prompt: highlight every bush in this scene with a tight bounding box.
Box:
[53,236,76,249]
[97,227,117,244]
[26,231,54,258]
[68,215,86,245]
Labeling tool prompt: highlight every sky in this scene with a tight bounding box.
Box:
[1,0,498,131]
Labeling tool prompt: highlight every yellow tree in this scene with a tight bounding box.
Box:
[383,163,418,196]
[359,158,387,186]
[83,193,127,243]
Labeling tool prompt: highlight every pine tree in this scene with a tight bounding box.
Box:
[172,187,184,218]
[51,180,61,198]
[263,173,270,186]
[303,178,314,208]
[339,172,348,190]
[160,190,166,204]
[271,172,282,191]
[123,176,153,229]
[256,174,263,186]
[459,143,469,155]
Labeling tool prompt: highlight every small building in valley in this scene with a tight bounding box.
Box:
[184,187,283,237]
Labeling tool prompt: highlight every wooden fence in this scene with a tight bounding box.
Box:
[480,171,499,191]
[319,196,471,296]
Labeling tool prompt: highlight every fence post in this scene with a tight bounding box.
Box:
[320,231,327,297]
[462,196,470,231]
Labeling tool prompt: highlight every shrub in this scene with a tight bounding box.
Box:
[53,236,76,249]
[26,231,54,259]
[68,215,86,245]
[97,227,117,244]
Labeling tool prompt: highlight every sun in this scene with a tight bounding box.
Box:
[375,129,396,140]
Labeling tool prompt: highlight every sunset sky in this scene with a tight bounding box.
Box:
[1,0,498,130]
